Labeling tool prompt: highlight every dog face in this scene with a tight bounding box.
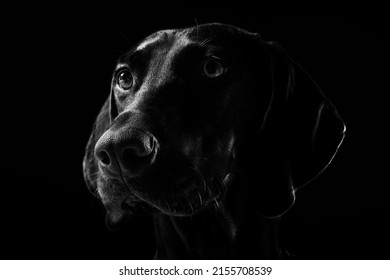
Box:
[83,23,345,228]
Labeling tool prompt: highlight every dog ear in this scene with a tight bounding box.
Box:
[82,91,117,192]
[243,40,346,218]
[263,41,346,188]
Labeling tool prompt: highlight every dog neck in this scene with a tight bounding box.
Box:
[153,205,284,259]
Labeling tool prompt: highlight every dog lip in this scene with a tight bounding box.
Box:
[98,162,124,181]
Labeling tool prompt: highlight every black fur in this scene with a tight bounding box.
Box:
[83,23,345,259]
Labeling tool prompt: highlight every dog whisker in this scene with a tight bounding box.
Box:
[197,190,203,207]
[199,36,216,47]
[116,30,132,49]
[164,200,172,214]
[186,198,195,215]
[194,18,199,40]
[90,170,100,176]
[214,198,220,209]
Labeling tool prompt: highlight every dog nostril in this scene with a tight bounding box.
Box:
[120,137,157,174]
[100,151,111,165]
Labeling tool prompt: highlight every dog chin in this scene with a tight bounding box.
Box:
[104,198,157,230]
[105,210,129,230]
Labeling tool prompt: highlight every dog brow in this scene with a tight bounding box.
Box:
[116,48,150,69]
[136,35,161,51]
[135,30,174,52]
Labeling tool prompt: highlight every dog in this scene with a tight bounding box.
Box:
[83,23,345,259]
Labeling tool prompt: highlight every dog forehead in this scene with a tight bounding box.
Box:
[129,30,192,67]
[134,23,256,52]
[135,29,179,51]
[185,23,257,40]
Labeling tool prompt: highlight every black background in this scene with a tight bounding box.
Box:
[2,11,389,260]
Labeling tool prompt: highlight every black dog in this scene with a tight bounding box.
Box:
[83,23,345,259]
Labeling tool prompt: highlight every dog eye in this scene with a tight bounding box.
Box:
[117,69,133,90]
[202,58,226,78]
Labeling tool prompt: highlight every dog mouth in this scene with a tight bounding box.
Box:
[97,165,225,225]
[156,175,225,216]
[123,171,212,215]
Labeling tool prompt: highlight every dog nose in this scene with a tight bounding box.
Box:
[95,128,158,177]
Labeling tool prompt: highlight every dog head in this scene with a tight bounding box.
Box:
[83,23,345,228]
